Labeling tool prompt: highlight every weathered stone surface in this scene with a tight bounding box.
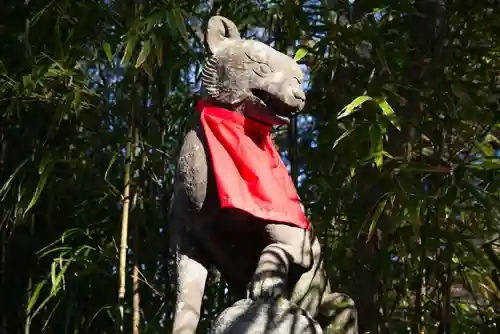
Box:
[170,14,359,334]
[210,298,323,334]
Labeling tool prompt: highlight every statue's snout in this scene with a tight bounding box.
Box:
[294,89,306,102]
[293,88,306,110]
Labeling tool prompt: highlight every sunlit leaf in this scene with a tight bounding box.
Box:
[105,152,118,181]
[27,280,46,314]
[121,35,138,66]
[484,276,498,294]
[337,95,372,119]
[332,128,355,149]
[39,246,72,258]
[22,74,35,91]
[135,39,151,68]
[376,98,400,130]
[484,133,500,144]
[50,262,56,288]
[476,141,495,157]
[50,258,72,296]
[492,270,500,294]
[294,48,308,61]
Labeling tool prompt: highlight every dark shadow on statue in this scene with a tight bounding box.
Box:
[210,247,358,334]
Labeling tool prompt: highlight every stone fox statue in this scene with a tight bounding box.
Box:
[170,16,358,333]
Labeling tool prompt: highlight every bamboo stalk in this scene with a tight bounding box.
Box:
[0,134,4,334]
[24,215,35,334]
[132,220,140,334]
[118,115,134,333]
[1,226,5,334]
[132,125,141,334]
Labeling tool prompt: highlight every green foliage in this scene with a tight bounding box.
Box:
[1,0,499,333]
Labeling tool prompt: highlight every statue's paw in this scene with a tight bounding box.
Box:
[319,293,358,334]
[211,298,323,334]
[249,276,287,301]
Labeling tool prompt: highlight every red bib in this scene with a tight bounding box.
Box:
[196,100,310,230]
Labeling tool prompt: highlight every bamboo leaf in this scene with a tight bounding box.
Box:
[72,90,81,109]
[135,39,151,68]
[154,34,164,68]
[480,158,500,170]
[24,163,53,215]
[294,48,308,61]
[368,197,389,241]
[105,152,118,181]
[484,276,499,294]
[376,98,400,130]
[50,258,72,296]
[166,8,189,47]
[22,74,35,91]
[165,11,178,39]
[103,42,113,64]
[476,141,495,157]
[406,198,421,239]
[37,228,85,257]
[484,133,500,144]
[172,8,189,44]
[38,152,50,174]
[332,128,355,149]
[337,95,372,119]
[120,35,138,66]
[104,152,121,196]
[483,244,500,271]
[30,289,58,320]
[492,270,500,293]
[0,154,31,200]
[27,280,46,314]
[39,246,72,258]
[369,124,384,169]
[50,262,56,288]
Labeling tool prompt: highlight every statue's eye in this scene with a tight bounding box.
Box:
[260,64,272,74]
[253,63,272,77]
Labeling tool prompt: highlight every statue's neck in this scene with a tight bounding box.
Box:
[198,90,272,127]
[198,90,245,115]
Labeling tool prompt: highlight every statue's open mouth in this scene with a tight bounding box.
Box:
[251,89,299,123]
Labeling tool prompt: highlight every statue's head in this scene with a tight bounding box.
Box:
[202,16,306,125]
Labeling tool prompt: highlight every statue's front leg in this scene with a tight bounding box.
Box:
[171,127,211,333]
[318,286,358,334]
[290,235,358,333]
[249,223,313,300]
[289,235,329,317]
[172,235,208,334]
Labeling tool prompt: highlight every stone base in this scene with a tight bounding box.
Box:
[210,298,323,334]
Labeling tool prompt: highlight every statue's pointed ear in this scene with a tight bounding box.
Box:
[205,16,241,54]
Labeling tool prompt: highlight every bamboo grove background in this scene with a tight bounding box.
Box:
[1,0,499,333]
